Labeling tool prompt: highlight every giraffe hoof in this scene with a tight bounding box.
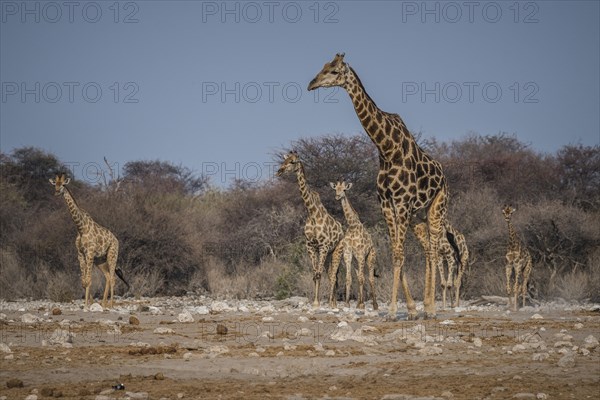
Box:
[357,303,365,310]
[424,313,437,320]
[407,314,418,321]
[372,303,379,311]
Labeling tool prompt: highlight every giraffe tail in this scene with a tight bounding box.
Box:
[116,267,130,289]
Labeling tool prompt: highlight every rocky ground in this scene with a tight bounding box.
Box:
[0,296,599,400]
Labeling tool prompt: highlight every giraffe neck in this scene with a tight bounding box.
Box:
[341,196,361,229]
[63,187,91,233]
[295,162,318,215]
[506,219,520,249]
[343,66,413,159]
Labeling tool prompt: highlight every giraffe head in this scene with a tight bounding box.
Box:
[276,151,301,177]
[502,205,516,221]
[49,174,71,196]
[329,180,353,201]
[308,53,349,91]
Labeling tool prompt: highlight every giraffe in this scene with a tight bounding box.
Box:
[309,53,448,319]
[49,174,129,308]
[276,152,345,307]
[329,180,378,310]
[502,205,533,311]
[437,223,469,309]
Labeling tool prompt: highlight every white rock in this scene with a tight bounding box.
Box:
[298,316,309,323]
[21,313,42,323]
[583,335,599,349]
[125,392,149,399]
[295,328,313,337]
[153,327,174,335]
[513,393,536,398]
[49,329,74,346]
[183,352,193,361]
[536,394,548,399]
[512,344,527,352]
[262,316,274,322]
[25,395,38,400]
[330,322,354,341]
[210,301,233,313]
[0,343,11,353]
[148,306,162,315]
[574,322,584,329]
[530,313,543,320]
[178,310,194,323]
[532,353,549,361]
[557,353,575,367]
[325,350,336,356]
[440,319,455,325]
[89,303,104,312]
[473,338,483,348]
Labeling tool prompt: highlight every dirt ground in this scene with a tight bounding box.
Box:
[1,297,599,400]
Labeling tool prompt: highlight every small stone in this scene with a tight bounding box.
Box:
[88,303,103,312]
[6,378,23,388]
[473,338,482,348]
[0,343,11,353]
[154,372,164,380]
[536,393,548,399]
[583,335,599,349]
[129,315,140,325]
[441,391,454,398]
[530,313,543,320]
[178,310,194,323]
[558,353,576,367]
[418,346,443,356]
[25,395,38,400]
[298,316,309,323]
[153,327,174,335]
[52,308,62,316]
[183,352,192,361]
[513,393,536,398]
[261,316,274,322]
[139,305,150,312]
[216,324,228,335]
[325,350,336,356]
[40,388,54,396]
[532,353,549,361]
[574,323,584,329]
[21,313,41,323]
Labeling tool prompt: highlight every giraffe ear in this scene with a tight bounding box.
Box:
[49,178,56,185]
[64,178,71,185]
[345,182,353,191]
[329,182,336,189]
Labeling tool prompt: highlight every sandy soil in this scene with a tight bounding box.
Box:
[1,297,599,400]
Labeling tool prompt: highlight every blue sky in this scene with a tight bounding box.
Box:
[1,1,599,187]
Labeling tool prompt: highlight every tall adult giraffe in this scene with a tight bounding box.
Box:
[50,175,128,308]
[277,152,344,307]
[502,205,533,311]
[309,53,448,319]
[329,180,378,310]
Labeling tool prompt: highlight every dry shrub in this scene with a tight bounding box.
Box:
[0,248,34,300]
[129,268,164,299]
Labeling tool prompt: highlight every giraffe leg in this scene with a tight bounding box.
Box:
[367,249,378,310]
[513,263,523,312]
[356,254,366,310]
[107,240,119,308]
[306,245,319,308]
[438,252,448,310]
[521,256,533,308]
[412,222,434,315]
[446,252,455,310]
[506,263,514,311]
[97,262,111,308]
[343,247,353,307]
[83,251,95,308]
[382,200,415,318]
[314,247,329,308]
[425,190,446,319]
[328,241,344,309]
